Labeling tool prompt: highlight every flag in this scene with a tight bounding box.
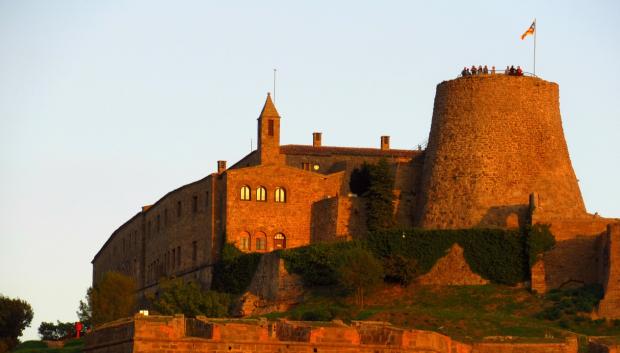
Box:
[521,20,536,40]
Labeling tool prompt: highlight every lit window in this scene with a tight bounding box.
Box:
[255,232,266,251]
[274,233,286,249]
[240,232,250,250]
[256,186,266,201]
[275,187,286,203]
[240,185,251,201]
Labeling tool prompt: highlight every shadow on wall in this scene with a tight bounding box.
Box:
[543,235,602,290]
[478,204,529,228]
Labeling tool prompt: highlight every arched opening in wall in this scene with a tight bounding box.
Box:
[256,186,267,202]
[239,231,250,251]
[275,187,286,203]
[240,186,251,201]
[255,232,267,251]
[274,233,286,249]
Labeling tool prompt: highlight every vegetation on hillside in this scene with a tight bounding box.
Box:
[81,272,136,326]
[0,295,33,353]
[349,158,395,231]
[148,278,230,317]
[10,338,83,353]
[258,283,620,341]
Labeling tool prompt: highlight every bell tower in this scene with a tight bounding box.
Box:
[257,92,282,164]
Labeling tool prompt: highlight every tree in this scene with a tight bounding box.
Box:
[337,247,383,309]
[0,295,33,353]
[76,290,92,328]
[38,321,75,341]
[365,158,395,232]
[150,278,229,317]
[348,159,396,232]
[88,272,136,326]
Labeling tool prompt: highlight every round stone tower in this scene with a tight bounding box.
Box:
[415,75,586,229]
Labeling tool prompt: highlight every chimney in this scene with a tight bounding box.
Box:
[380,136,390,150]
[313,132,322,147]
[217,160,227,174]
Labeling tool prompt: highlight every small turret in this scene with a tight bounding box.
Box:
[257,93,282,164]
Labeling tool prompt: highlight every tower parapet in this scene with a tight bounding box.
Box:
[415,75,586,229]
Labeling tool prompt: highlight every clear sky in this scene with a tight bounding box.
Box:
[1,0,618,341]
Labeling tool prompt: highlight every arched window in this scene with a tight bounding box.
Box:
[274,233,286,249]
[256,186,266,202]
[255,231,267,251]
[239,232,250,251]
[275,187,286,203]
[240,185,251,201]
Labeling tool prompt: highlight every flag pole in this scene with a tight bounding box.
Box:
[533,19,537,76]
[273,68,277,103]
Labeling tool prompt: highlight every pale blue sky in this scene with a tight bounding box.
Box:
[0,0,618,341]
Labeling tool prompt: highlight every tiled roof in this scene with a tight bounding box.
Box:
[280,145,422,158]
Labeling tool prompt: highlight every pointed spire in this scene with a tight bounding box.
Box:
[259,92,280,118]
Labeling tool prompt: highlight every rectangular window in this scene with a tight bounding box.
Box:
[192,195,198,213]
[268,120,274,136]
[192,241,197,263]
[177,201,182,218]
[177,246,181,267]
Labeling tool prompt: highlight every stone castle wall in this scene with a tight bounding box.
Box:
[84,315,578,353]
[416,75,586,229]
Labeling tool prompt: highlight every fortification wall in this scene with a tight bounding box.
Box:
[598,223,620,318]
[84,315,578,353]
[416,75,585,229]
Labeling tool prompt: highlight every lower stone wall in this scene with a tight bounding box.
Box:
[84,315,578,353]
[530,215,615,291]
[598,223,620,318]
[234,252,304,317]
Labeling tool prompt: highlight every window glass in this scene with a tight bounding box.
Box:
[275,187,286,203]
[274,233,286,249]
[240,186,251,201]
[256,186,266,201]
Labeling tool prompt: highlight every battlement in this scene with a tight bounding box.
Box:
[84,315,579,353]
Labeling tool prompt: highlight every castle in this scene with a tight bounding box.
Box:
[92,74,620,316]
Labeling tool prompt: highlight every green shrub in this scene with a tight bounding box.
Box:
[211,244,262,294]
[150,278,230,317]
[537,284,604,322]
[300,308,333,321]
[280,242,360,287]
[337,247,383,308]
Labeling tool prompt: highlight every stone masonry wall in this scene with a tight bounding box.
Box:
[416,75,586,229]
[224,164,343,252]
[598,223,620,318]
[85,315,578,353]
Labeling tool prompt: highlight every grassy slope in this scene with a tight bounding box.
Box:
[11,338,83,353]
[259,284,620,342]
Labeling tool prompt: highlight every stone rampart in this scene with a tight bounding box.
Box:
[84,315,578,353]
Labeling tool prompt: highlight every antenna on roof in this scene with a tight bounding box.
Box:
[250,138,253,152]
[273,68,277,103]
